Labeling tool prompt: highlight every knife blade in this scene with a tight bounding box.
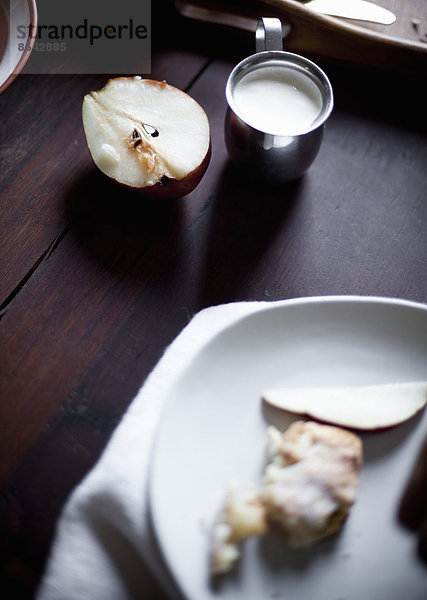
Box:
[303,0,396,24]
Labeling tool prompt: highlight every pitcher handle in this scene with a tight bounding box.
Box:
[255,17,283,52]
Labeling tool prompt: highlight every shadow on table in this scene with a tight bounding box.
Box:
[196,161,305,309]
[63,159,305,311]
[327,64,427,135]
[63,168,185,284]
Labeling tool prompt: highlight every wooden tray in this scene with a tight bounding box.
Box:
[175,0,427,71]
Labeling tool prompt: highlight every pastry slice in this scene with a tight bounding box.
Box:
[261,421,362,546]
[210,420,363,574]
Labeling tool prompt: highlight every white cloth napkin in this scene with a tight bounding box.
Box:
[36,300,274,600]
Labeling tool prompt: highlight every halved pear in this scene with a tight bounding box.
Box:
[82,77,211,199]
[263,381,427,430]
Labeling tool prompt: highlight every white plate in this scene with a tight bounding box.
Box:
[150,296,427,600]
[0,0,37,95]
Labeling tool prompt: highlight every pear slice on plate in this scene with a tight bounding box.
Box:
[262,381,427,430]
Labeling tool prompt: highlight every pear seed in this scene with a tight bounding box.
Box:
[142,124,159,137]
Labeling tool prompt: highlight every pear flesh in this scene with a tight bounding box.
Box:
[82,77,211,198]
[263,381,427,430]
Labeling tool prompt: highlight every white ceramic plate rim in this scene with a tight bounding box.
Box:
[0,0,37,95]
[149,295,427,600]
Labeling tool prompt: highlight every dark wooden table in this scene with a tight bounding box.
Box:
[1,2,426,598]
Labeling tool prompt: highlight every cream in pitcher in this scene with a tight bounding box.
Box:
[233,65,323,136]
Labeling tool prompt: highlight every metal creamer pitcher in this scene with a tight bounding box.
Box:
[224,17,334,183]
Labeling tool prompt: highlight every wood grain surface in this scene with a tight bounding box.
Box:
[0,1,426,598]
